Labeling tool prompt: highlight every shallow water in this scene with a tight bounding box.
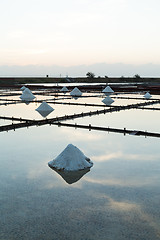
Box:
[0,89,160,240]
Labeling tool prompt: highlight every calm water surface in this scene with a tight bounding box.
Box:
[0,90,160,240]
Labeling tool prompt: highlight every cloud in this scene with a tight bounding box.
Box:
[60,127,103,141]
[92,152,160,163]
[2,49,47,55]
[85,177,125,186]
[108,197,139,212]
[92,152,123,162]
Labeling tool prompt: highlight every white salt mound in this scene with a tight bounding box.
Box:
[102,96,114,105]
[36,101,54,117]
[144,92,151,99]
[48,144,93,171]
[70,87,82,97]
[60,86,69,92]
[102,86,114,94]
[20,86,26,91]
[20,88,35,101]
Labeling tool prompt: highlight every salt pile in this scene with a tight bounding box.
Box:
[60,86,69,93]
[36,101,54,117]
[144,92,152,99]
[102,96,114,105]
[48,144,93,171]
[20,86,26,91]
[20,88,35,102]
[70,87,82,97]
[102,86,114,96]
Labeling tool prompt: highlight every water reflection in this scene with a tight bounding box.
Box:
[72,96,79,100]
[1,124,160,239]
[102,96,114,105]
[21,100,32,105]
[48,167,91,184]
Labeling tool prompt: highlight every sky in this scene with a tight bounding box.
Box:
[0,0,160,77]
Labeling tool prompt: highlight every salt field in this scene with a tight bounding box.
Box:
[1,85,160,240]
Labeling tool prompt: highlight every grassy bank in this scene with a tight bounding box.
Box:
[1,77,160,86]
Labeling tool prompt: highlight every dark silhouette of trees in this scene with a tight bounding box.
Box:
[86,72,95,79]
[134,74,141,79]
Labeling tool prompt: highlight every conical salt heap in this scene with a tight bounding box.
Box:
[144,92,152,99]
[70,87,82,97]
[20,88,35,102]
[48,144,93,171]
[36,101,54,117]
[102,86,114,96]
[20,86,26,91]
[60,86,69,93]
[102,96,114,105]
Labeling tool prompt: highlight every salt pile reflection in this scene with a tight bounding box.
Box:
[49,167,91,184]
[102,96,114,105]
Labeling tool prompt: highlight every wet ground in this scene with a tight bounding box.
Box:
[0,87,160,240]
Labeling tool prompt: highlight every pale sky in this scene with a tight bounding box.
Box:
[0,0,160,76]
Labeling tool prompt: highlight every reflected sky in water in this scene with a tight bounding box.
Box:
[0,91,160,239]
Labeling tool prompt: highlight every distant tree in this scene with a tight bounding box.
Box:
[105,75,108,79]
[86,72,95,79]
[134,74,141,79]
